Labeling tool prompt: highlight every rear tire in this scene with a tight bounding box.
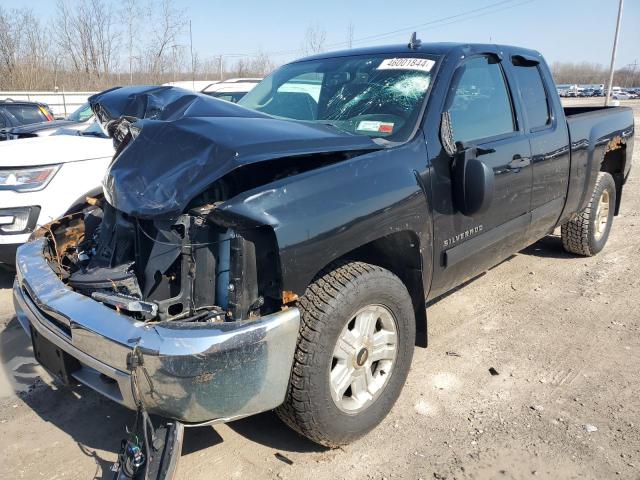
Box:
[276,261,415,447]
[561,171,616,256]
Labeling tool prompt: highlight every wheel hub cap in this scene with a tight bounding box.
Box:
[355,347,369,367]
[330,304,398,414]
[594,189,610,241]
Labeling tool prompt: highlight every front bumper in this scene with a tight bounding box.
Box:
[13,238,300,424]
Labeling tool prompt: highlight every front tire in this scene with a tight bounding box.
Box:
[561,171,616,256]
[276,261,415,447]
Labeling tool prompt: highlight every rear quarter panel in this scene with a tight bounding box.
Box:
[561,107,634,223]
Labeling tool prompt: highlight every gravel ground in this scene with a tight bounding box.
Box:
[0,98,638,480]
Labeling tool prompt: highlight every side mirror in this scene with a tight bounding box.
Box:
[451,141,495,216]
[440,112,495,216]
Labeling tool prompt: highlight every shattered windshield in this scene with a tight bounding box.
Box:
[238,54,438,143]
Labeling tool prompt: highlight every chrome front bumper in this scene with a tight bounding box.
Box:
[13,238,300,424]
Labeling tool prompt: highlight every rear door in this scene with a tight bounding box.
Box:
[506,54,570,242]
[427,52,533,298]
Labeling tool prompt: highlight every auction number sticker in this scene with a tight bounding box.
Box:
[377,58,435,72]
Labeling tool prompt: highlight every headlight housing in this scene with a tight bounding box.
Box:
[0,165,60,192]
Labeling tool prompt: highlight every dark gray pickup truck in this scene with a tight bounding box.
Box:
[13,41,634,472]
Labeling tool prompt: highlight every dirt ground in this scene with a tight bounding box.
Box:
[0,98,639,480]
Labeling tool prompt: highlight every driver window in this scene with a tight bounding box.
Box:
[447,56,515,143]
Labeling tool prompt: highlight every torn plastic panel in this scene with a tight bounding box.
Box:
[89,86,383,219]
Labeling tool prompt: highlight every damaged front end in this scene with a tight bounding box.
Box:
[13,85,380,423]
[11,88,328,424]
[14,203,300,423]
[14,199,300,423]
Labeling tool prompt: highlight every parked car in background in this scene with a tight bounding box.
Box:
[0,100,54,131]
[201,78,262,102]
[0,122,114,264]
[612,91,632,100]
[162,80,219,92]
[0,102,95,141]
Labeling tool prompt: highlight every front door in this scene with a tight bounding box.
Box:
[428,53,533,298]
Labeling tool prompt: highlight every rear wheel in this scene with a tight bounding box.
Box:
[276,261,415,447]
[561,171,616,256]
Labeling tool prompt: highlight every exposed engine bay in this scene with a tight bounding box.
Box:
[42,197,283,324]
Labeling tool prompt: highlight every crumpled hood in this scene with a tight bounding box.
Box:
[89,86,382,219]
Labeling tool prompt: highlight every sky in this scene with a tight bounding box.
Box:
[3,0,639,68]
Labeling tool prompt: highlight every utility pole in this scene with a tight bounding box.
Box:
[347,21,354,49]
[189,20,195,90]
[219,55,223,81]
[605,0,624,106]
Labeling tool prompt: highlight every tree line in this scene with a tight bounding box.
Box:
[0,0,278,91]
[551,61,640,87]
[1,2,638,92]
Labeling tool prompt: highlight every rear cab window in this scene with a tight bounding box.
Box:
[511,56,551,131]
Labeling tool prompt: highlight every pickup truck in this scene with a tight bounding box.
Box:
[13,42,634,456]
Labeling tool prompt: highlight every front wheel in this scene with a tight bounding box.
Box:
[561,171,616,256]
[276,261,415,447]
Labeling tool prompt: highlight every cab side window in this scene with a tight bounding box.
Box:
[447,56,515,143]
[511,60,550,130]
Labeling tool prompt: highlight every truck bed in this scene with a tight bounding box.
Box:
[564,105,624,117]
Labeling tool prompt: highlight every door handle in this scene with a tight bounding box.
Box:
[507,155,530,171]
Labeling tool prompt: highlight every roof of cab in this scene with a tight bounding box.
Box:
[289,42,542,64]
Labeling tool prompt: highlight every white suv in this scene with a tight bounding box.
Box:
[0,126,113,265]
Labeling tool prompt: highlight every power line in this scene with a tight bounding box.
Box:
[206,0,538,60]
[326,0,525,48]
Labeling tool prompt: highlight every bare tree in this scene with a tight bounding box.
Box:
[0,7,20,78]
[249,50,274,77]
[54,0,120,88]
[120,0,143,84]
[145,0,186,76]
[301,24,326,56]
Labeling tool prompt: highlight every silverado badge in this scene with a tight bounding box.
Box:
[443,225,483,247]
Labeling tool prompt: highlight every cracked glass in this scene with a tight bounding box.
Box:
[238,54,438,143]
